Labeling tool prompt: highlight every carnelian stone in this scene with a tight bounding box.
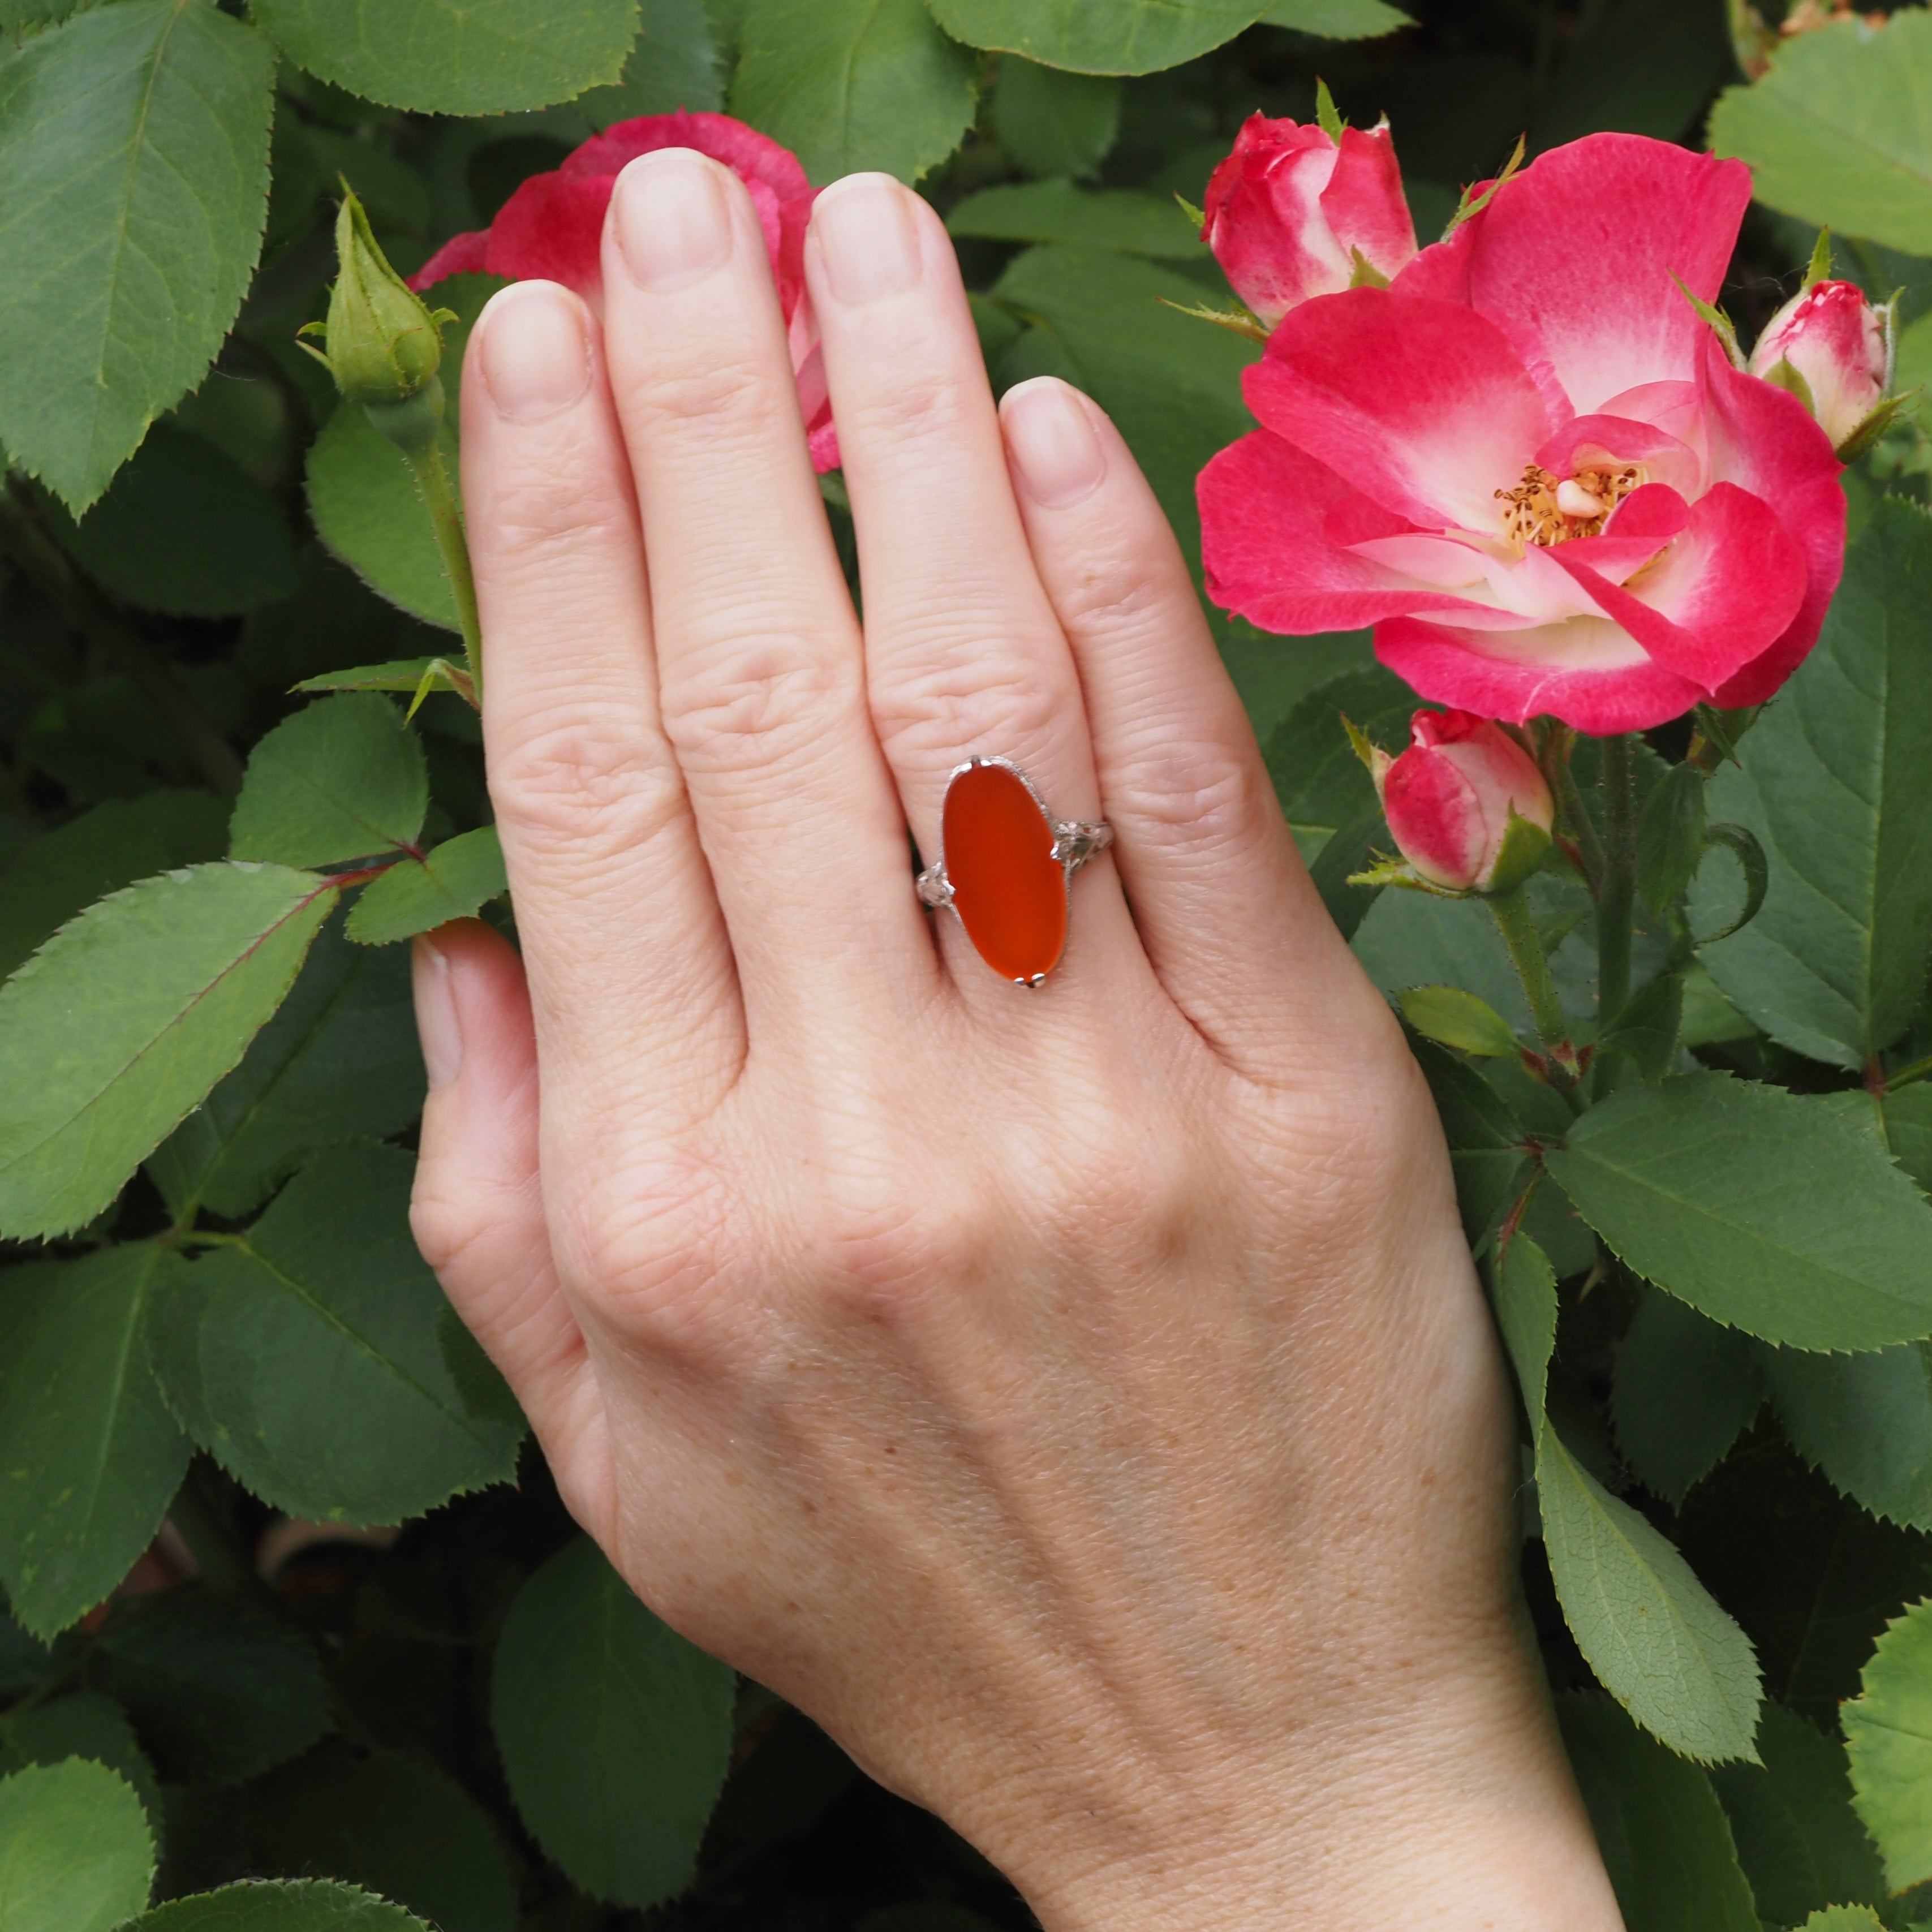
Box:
[942,761,1069,984]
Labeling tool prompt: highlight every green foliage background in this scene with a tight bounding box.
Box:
[4,0,1932,1926]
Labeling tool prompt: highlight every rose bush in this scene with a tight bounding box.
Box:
[4,6,1932,1930]
[1200,134,1847,733]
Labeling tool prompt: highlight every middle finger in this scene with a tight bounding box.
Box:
[600,150,931,1037]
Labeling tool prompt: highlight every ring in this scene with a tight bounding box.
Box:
[915,757,1113,988]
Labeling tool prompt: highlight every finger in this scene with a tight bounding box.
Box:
[462,279,742,1133]
[997,378,1375,1065]
[599,150,930,1034]
[806,181,1103,857]
[408,922,608,1508]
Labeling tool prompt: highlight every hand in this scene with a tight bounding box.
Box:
[408,151,1623,1930]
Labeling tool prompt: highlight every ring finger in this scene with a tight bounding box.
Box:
[805,176,1144,996]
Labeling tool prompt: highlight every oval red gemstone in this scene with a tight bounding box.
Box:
[941,761,1068,984]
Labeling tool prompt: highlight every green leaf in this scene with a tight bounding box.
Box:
[730,0,976,184]
[1795,1911,1885,1931]
[1636,761,1707,918]
[305,410,460,629]
[1710,1703,1884,1927]
[0,1246,190,1640]
[248,0,639,114]
[292,658,476,707]
[577,0,722,122]
[0,0,274,512]
[1597,973,1685,1086]
[948,182,1200,257]
[1710,11,1932,255]
[1528,0,1729,152]
[1763,1341,1932,1531]
[1495,1229,1556,1415]
[0,1759,153,1932]
[37,424,297,617]
[1845,1597,1932,1891]
[146,1144,524,1525]
[1306,804,1385,941]
[1398,984,1519,1058]
[991,57,1117,178]
[229,695,428,871]
[1408,1034,1530,1246]
[131,1879,434,1929]
[1557,1697,1759,1932]
[0,1692,157,1821]
[0,790,229,981]
[346,827,506,945]
[1691,502,1932,1069]
[927,0,1268,75]
[1887,1081,1932,1193]
[991,246,1258,571]
[145,915,423,1220]
[1612,1291,1762,1506]
[1354,885,1534,1034]
[1263,664,1414,850]
[1259,0,1410,34]
[94,1590,329,1785]
[1544,1073,1932,1352]
[304,274,501,633]
[0,862,332,1240]
[244,1744,516,1932]
[491,1536,735,1908]
[1539,1424,1762,1763]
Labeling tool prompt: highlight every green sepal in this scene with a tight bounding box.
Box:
[1154,296,1270,342]
[1348,247,1389,289]
[1804,226,1834,291]
[1445,132,1525,238]
[1173,191,1205,235]
[1673,274,1746,370]
[1315,76,1345,143]
[1834,386,1920,463]
[1760,354,1817,415]
[1346,851,1468,897]
[1479,807,1553,897]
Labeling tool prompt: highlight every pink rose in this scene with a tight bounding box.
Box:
[1198,134,1847,734]
[1203,112,1417,327]
[1748,278,1894,453]
[411,111,838,472]
[1372,710,1554,894]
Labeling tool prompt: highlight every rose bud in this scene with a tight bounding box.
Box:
[300,188,450,423]
[1202,110,1417,328]
[1748,278,1896,455]
[1369,711,1554,896]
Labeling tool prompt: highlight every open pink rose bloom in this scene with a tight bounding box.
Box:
[411,110,839,472]
[1199,133,1847,733]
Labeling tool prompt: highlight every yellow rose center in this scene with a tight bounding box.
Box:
[1495,461,1643,548]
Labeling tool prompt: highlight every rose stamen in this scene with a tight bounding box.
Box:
[1495,462,1642,549]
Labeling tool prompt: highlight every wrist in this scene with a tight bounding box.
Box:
[991,1630,1623,1932]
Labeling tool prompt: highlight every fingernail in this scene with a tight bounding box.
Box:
[479,282,591,421]
[812,174,922,305]
[616,149,734,290]
[1002,379,1107,508]
[412,936,464,1090]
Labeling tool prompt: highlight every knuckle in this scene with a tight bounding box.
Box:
[634,352,782,442]
[561,1146,743,1352]
[869,642,1062,768]
[489,707,687,853]
[1114,738,1263,855]
[660,627,852,774]
[481,459,638,576]
[841,368,976,447]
